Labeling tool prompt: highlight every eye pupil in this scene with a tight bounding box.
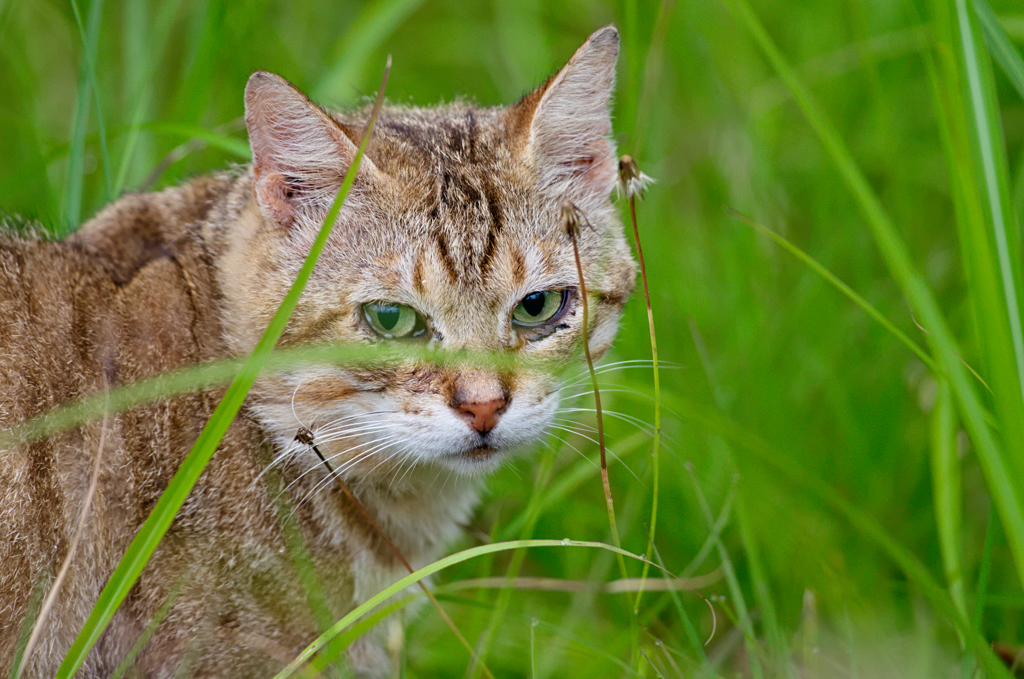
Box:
[363,302,424,339]
[376,304,400,330]
[512,289,566,331]
[522,292,546,317]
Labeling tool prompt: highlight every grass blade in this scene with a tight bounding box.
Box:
[61,0,102,232]
[108,575,189,679]
[53,58,392,679]
[17,406,109,678]
[141,121,252,159]
[563,202,629,581]
[973,0,1024,100]
[530,617,538,679]
[929,379,966,620]
[618,157,662,615]
[955,0,1024,416]
[0,341,527,453]
[112,93,150,197]
[313,0,425,101]
[8,578,46,679]
[686,316,786,673]
[935,0,1024,581]
[69,0,111,204]
[469,450,557,676]
[728,209,937,373]
[685,464,763,679]
[618,0,640,140]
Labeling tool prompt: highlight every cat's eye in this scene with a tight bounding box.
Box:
[363,302,428,339]
[512,290,567,328]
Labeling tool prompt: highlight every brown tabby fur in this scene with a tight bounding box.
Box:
[0,27,635,678]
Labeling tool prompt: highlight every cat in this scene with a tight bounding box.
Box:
[0,25,635,678]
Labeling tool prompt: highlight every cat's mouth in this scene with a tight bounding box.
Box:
[465,445,498,460]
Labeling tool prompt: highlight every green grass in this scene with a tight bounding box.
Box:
[3,0,1024,676]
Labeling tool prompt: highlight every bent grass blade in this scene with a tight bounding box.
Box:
[273,539,677,679]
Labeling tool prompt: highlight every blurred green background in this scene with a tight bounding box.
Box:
[3,0,1024,676]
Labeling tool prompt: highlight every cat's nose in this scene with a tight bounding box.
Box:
[452,374,509,434]
[457,398,507,433]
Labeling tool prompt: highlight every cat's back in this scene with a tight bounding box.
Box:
[0,229,127,677]
[0,175,235,426]
[0,179,259,678]
[0,229,116,426]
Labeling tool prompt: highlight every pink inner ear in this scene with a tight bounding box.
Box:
[559,138,615,193]
[566,156,596,172]
[255,170,298,228]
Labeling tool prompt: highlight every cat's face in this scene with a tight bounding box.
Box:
[218,27,635,481]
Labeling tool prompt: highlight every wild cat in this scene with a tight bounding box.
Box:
[0,26,635,678]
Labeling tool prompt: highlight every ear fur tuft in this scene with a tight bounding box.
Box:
[513,26,619,199]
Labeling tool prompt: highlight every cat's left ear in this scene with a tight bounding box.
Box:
[511,26,619,199]
[245,71,376,230]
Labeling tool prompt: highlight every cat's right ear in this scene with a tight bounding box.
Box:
[509,26,619,201]
[245,71,373,230]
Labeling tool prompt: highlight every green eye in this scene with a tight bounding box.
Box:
[363,302,427,339]
[512,290,566,327]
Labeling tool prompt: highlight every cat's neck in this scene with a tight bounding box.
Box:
[284,457,482,568]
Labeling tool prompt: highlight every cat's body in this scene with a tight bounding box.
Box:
[0,27,634,677]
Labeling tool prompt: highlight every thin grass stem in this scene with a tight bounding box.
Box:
[108,575,189,679]
[530,617,538,679]
[561,201,629,583]
[728,209,938,373]
[973,0,1024,108]
[17,402,110,679]
[8,579,46,679]
[618,156,662,616]
[274,539,669,679]
[929,379,966,624]
[664,392,1014,679]
[685,463,764,679]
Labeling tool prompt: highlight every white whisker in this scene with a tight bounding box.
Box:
[286,434,404,497]
[313,423,398,445]
[249,439,304,489]
[547,424,601,448]
[554,406,680,449]
[550,417,597,433]
[545,423,639,481]
[436,467,457,498]
[298,442,395,506]
[290,376,310,431]
[545,431,599,470]
[328,436,405,476]
[364,441,415,483]
[389,452,421,493]
[559,361,681,390]
[560,386,653,402]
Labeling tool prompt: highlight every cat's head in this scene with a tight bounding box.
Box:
[219,26,636,482]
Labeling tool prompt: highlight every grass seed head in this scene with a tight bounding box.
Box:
[617,154,655,200]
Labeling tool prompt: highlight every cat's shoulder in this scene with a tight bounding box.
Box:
[68,172,241,285]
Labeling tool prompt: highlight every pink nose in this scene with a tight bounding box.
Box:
[457,398,507,433]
